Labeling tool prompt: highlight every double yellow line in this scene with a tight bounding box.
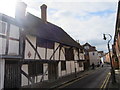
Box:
[100,72,111,89]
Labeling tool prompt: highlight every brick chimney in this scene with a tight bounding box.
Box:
[15,2,27,20]
[40,4,47,22]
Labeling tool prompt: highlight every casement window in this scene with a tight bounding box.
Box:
[0,21,7,55]
[28,62,43,76]
[37,38,54,49]
[61,61,66,70]
[8,24,20,55]
[0,21,7,35]
[65,48,74,60]
[9,24,20,39]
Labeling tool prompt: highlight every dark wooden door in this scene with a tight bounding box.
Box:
[4,60,21,88]
[48,62,58,81]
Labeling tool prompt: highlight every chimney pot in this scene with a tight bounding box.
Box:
[40,4,47,22]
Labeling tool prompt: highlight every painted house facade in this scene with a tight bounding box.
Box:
[82,43,101,66]
[113,1,120,69]
[0,2,85,89]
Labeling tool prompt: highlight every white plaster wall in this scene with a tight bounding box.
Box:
[74,50,78,60]
[43,63,48,81]
[70,61,75,73]
[47,49,53,60]
[66,61,71,74]
[60,47,65,60]
[0,59,5,90]
[61,70,66,76]
[36,47,45,59]
[36,75,42,83]
[25,35,36,59]
[75,61,84,72]
[54,43,59,60]
[89,51,100,65]
[80,53,85,59]
[0,38,6,55]
[58,62,61,77]
[21,64,28,86]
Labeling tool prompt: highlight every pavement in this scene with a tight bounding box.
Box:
[106,69,120,89]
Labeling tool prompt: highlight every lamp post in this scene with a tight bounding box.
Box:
[103,34,116,84]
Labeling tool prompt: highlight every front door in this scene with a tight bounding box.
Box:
[4,60,21,88]
[48,62,58,81]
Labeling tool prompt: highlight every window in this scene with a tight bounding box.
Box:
[7,24,20,55]
[93,52,95,55]
[0,21,7,35]
[9,24,19,39]
[37,38,54,49]
[0,38,6,54]
[28,62,43,76]
[61,61,66,70]
[65,48,74,60]
[8,40,19,55]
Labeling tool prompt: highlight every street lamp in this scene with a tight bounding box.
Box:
[103,34,116,84]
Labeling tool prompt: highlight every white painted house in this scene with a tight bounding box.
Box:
[83,43,101,66]
[0,2,85,89]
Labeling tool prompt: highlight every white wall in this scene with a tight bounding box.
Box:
[89,51,100,65]
[0,59,5,90]
[54,43,59,60]
[21,65,28,86]
[47,49,53,60]
[36,47,45,59]
[25,35,36,59]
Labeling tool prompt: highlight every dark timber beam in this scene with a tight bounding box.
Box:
[26,37,41,59]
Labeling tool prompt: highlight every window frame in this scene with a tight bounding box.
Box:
[0,21,7,35]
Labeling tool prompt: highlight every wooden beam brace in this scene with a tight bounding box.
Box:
[40,44,61,82]
[49,44,61,60]
[26,37,41,59]
[21,69,34,84]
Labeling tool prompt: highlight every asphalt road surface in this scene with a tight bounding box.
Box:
[59,64,111,88]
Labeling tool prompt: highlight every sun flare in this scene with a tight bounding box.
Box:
[0,0,18,17]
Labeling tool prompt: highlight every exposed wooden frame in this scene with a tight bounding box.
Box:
[40,44,61,82]
[21,69,33,84]
[26,37,41,59]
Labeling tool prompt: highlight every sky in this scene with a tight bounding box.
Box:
[0,0,119,53]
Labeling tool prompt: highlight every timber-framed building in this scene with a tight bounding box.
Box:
[0,2,85,88]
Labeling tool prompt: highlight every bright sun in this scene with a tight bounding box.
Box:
[0,0,18,17]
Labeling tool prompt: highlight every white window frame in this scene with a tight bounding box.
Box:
[0,20,7,35]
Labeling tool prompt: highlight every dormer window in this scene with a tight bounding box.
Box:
[0,21,7,35]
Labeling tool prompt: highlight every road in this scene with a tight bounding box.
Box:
[58,64,111,88]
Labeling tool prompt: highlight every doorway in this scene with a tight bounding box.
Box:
[48,62,58,81]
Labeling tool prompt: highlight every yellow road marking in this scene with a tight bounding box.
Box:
[58,68,101,88]
[100,72,111,89]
